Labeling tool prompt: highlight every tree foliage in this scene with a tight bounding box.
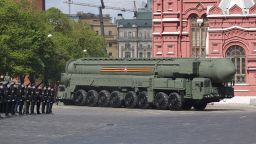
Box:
[0,0,106,81]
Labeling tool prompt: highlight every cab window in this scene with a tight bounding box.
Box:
[59,86,65,91]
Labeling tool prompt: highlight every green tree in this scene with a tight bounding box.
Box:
[0,0,48,76]
[41,8,106,81]
[0,1,106,82]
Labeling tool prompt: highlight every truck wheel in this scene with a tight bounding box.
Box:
[110,91,122,108]
[193,101,207,111]
[87,90,99,107]
[182,100,193,110]
[138,91,149,109]
[63,100,74,105]
[124,91,138,108]
[154,92,169,110]
[169,92,183,111]
[98,90,111,107]
[74,90,87,106]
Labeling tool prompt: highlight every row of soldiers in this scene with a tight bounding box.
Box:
[0,81,56,117]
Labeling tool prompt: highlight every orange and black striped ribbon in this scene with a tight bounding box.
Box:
[100,67,153,73]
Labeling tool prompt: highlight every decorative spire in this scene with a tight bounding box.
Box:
[219,0,255,14]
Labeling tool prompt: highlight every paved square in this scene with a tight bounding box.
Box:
[0,104,256,144]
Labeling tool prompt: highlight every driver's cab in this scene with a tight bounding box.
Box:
[192,78,212,100]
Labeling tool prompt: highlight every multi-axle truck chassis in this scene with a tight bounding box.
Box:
[58,58,235,111]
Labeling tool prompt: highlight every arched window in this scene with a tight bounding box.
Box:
[125,52,131,58]
[226,45,246,83]
[190,16,208,57]
[139,52,143,58]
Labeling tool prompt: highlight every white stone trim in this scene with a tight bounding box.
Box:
[208,14,256,18]
[206,29,209,55]
[152,32,161,35]
[206,5,213,15]
[235,83,249,86]
[208,26,256,32]
[153,18,179,22]
[167,52,174,54]
[182,32,189,35]
[162,18,179,22]
[156,52,163,55]
[152,31,189,35]
[153,19,162,22]
[163,11,180,14]
[161,31,189,35]
[248,67,256,71]
[153,12,161,15]
[162,32,180,35]
[234,90,249,92]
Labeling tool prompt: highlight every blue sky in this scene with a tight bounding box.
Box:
[46,0,147,19]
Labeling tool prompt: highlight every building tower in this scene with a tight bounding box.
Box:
[152,0,256,98]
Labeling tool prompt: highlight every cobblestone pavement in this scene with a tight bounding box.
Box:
[0,104,256,144]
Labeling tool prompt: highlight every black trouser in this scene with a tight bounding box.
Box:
[15,100,19,113]
[5,100,10,116]
[46,101,50,114]
[42,101,46,114]
[0,101,4,118]
[36,101,41,114]
[30,101,35,114]
[0,103,2,117]
[19,100,24,115]
[49,102,53,113]
[11,100,16,115]
[0,103,2,113]
[25,100,30,114]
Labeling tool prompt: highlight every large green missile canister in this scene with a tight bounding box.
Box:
[198,59,236,83]
[59,57,235,111]
[65,58,235,83]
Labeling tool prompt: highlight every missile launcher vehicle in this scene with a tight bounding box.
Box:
[57,58,236,110]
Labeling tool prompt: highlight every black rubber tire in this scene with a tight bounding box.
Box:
[98,90,111,107]
[110,91,123,108]
[169,92,183,111]
[87,90,99,107]
[63,100,74,105]
[182,100,194,110]
[193,101,207,111]
[154,92,169,110]
[73,90,87,106]
[124,91,138,108]
[138,91,149,109]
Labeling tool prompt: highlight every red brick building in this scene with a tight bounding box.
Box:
[35,0,45,11]
[17,0,45,11]
[29,0,45,10]
[152,0,256,101]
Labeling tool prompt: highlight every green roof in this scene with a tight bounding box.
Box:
[137,11,152,19]
[117,19,152,28]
